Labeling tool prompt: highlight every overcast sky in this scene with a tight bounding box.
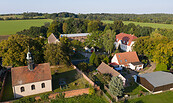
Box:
[1,0,173,14]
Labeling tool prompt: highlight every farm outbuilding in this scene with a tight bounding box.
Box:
[137,71,173,94]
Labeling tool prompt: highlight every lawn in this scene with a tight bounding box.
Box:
[127,91,173,103]
[1,72,14,102]
[0,19,53,35]
[101,20,173,29]
[51,65,89,93]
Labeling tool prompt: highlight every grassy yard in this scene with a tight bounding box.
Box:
[0,19,53,35]
[101,20,173,29]
[1,72,14,102]
[126,91,173,103]
[51,65,89,93]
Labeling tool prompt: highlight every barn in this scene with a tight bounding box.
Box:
[137,71,173,94]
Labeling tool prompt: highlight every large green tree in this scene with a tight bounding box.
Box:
[103,29,115,54]
[44,44,70,65]
[109,76,124,97]
[47,21,63,37]
[0,35,44,67]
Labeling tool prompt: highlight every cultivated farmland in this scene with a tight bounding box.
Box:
[0,19,53,35]
[102,20,173,30]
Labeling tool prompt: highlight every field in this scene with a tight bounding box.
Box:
[127,91,173,103]
[101,20,173,30]
[0,19,53,35]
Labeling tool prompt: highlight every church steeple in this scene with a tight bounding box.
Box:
[26,46,34,71]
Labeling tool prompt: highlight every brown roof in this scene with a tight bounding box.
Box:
[11,63,52,86]
[97,62,120,77]
[116,33,138,46]
[115,52,140,65]
[48,33,59,44]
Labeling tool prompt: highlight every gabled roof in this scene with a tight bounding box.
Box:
[97,62,120,77]
[139,71,173,87]
[115,52,140,65]
[11,63,52,87]
[60,33,90,37]
[116,33,137,46]
[48,33,59,44]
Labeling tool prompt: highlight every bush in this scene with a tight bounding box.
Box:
[13,97,35,103]
[89,88,95,95]
[56,93,65,100]
[155,63,168,71]
[40,93,49,100]
[77,62,88,72]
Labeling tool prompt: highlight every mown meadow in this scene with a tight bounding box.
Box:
[102,20,173,30]
[0,19,53,35]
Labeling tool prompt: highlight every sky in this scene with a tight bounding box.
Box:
[1,0,173,14]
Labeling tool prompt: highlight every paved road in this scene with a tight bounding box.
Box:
[139,62,156,74]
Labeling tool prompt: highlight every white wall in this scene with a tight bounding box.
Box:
[129,63,144,71]
[111,54,119,64]
[13,80,52,98]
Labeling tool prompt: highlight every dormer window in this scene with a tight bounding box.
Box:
[125,59,127,62]
[119,55,120,57]
[117,38,118,41]
[120,60,122,63]
[127,41,129,44]
[123,41,125,43]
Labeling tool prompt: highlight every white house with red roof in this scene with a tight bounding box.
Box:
[114,33,138,52]
[11,50,52,98]
[111,52,143,71]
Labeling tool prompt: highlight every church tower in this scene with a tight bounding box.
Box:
[26,46,34,71]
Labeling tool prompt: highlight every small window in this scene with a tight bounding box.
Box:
[127,41,129,44]
[123,41,125,43]
[41,83,45,88]
[21,87,25,92]
[120,60,122,63]
[31,85,35,90]
[125,59,127,62]
[117,38,118,41]
[119,55,120,57]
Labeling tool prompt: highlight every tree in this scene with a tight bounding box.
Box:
[44,44,70,66]
[0,35,44,67]
[87,20,103,32]
[71,40,83,51]
[77,62,88,72]
[103,29,115,54]
[109,76,124,97]
[60,37,72,57]
[94,55,101,67]
[89,52,96,65]
[62,23,68,33]
[155,63,168,71]
[47,21,63,37]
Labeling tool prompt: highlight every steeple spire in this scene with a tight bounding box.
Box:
[26,46,34,71]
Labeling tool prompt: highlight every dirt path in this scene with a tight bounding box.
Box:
[139,62,156,74]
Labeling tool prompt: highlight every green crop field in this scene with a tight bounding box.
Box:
[102,20,173,30]
[0,19,53,35]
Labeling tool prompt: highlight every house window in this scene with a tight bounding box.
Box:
[123,41,125,43]
[41,83,45,88]
[120,60,122,63]
[127,41,129,44]
[21,87,25,92]
[117,38,118,41]
[31,85,35,90]
[125,59,127,62]
[119,55,120,57]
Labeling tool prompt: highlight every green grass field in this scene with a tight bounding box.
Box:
[127,91,173,103]
[0,19,53,35]
[101,20,173,30]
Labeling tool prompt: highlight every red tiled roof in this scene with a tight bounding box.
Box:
[11,63,52,86]
[97,62,120,77]
[115,52,140,65]
[109,62,119,66]
[116,33,138,46]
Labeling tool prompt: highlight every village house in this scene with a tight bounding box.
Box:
[137,71,173,94]
[114,33,137,52]
[48,33,60,44]
[11,50,52,98]
[111,52,143,71]
[60,33,90,42]
[97,62,126,86]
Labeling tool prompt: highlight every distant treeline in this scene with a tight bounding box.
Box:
[16,18,173,40]
[1,12,173,24]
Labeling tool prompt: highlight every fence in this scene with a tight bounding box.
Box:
[0,71,8,101]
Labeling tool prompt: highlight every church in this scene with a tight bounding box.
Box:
[11,49,52,98]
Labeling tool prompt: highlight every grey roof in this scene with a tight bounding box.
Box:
[60,33,90,37]
[131,62,143,65]
[139,71,173,87]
